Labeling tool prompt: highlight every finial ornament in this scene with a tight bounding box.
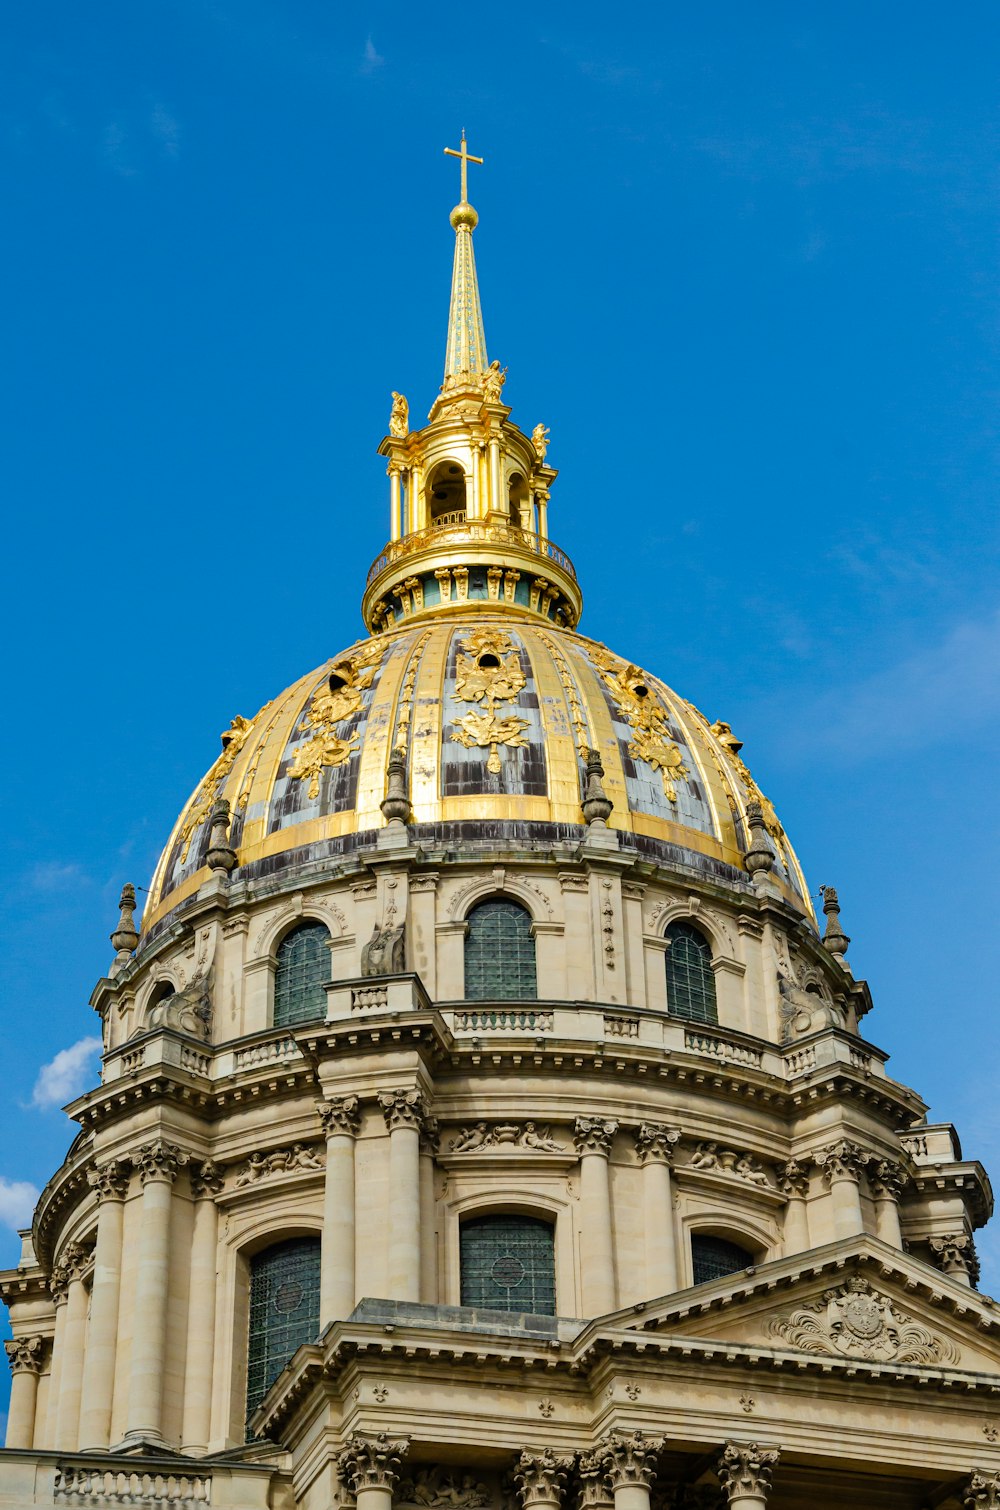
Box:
[743,800,774,885]
[381,749,412,827]
[820,885,850,961]
[110,883,140,972]
[581,749,613,828]
[389,391,408,438]
[205,799,238,874]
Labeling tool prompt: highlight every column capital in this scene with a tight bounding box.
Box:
[318,1094,362,1138]
[87,1157,131,1202]
[190,1158,225,1198]
[869,1158,905,1202]
[965,1471,1000,1508]
[815,1139,867,1186]
[133,1139,189,1184]
[5,1335,44,1375]
[378,1087,426,1133]
[634,1123,681,1165]
[717,1442,779,1504]
[338,1432,410,1493]
[778,1159,810,1199]
[576,1451,614,1510]
[514,1448,574,1506]
[599,1429,664,1490]
[930,1232,979,1283]
[51,1240,90,1300]
[574,1117,618,1157]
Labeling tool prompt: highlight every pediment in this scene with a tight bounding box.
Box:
[609,1237,1000,1375]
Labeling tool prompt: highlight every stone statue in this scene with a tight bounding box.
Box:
[451,1123,489,1152]
[777,970,846,1040]
[389,391,409,437]
[521,1123,564,1152]
[531,423,550,461]
[482,361,507,403]
[361,922,406,977]
[146,969,213,1042]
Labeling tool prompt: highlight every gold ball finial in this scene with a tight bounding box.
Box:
[450,201,478,231]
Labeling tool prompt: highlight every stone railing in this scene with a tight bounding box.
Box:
[453,1008,555,1032]
[230,1034,302,1074]
[604,1014,640,1039]
[54,1464,211,1503]
[900,1123,963,1164]
[366,518,577,584]
[684,1028,764,1070]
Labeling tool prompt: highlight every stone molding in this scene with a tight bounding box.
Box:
[379,1088,426,1133]
[338,1432,411,1493]
[132,1139,189,1185]
[574,1117,618,1157]
[514,1448,574,1506]
[635,1123,681,1165]
[318,1094,362,1138]
[966,1471,1000,1508]
[716,1443,779,1503]
[599,1429,664,1489]
[5,1335,43,1375]
[815,1139,867,1186]
[87,1157,131,1202]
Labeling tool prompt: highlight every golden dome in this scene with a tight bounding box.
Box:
[143,611,809,934]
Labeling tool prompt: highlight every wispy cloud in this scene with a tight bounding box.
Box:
[29,861,87,892]
[0,1177,39,1233]
[150,103,180,159]
[360,36,384,75]
[31,1038,102,1112]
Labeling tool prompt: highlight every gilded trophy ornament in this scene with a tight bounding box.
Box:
[179,713,257,862]
[451,627,530,774]
[591,647,689,801]
[289,646,383,799]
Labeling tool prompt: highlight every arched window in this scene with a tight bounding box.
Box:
[245,1237,321,1426]
[691,1233,754,1286]
[274,923,330,1027]
[460,1215,555,1315]
[464,899,537,1002]
[427,461,467,524]
[665,921,717,1024]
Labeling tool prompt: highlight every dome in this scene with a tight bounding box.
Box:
[144,611,809,935]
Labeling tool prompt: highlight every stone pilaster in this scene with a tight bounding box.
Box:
[778,1160,811,1255]
[600,1429,664,1510]
[514,1447,574,1510]
[815,1140,867,1239]
[79,1159,130,1450]
[635,1124,681,1297]
[54,1242,90,1450]
[574,1117,619,1315]
[124,1139,188,1444]
[318,1096,361,1323]
[339,1432,410,1510]
[181,1160,224,1453]
[4,1336,44,1449]
[379,1090,425,1302]
[869,1159,905,1248]
[717,1443,779,1509]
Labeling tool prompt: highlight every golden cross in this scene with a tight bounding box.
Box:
[444,131,483,204]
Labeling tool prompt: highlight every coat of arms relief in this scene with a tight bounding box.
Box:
[769,1276,959,1364]
[450,627,531,774]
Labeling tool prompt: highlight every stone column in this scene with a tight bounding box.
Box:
[779,1161,811,1255]
[930,1232,978,1288]
[125,1139,188,1444]
[318,1096,361,1324]
[78,1159,130,1450]
[54,1243,90,1450]
[574,1118,619,1316]
[181,1160,224,1454]
[869,1160,905,1249]
[815,1140,866,1239]
[378,1089,425,1302]
[4,1336,44,1449]
[44,1277,68,1447]
[635,1124,681,1299]
[515,1448,574,1510]
[717,1442,780,1510]
[389,466,402,541]
[964,1469,1000,1507]
[419,1116,439,1304]
[338,1432,410,1510]
[600,1430,664,1510]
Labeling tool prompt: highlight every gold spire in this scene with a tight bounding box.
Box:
[442,132,488,384]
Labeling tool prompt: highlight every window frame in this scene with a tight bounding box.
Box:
[463,896,538,1003]
[272,920,332,1029]
[664,919,718,1025]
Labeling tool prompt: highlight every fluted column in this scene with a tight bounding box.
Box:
[78,1159,130,1450]
[964,1469,1000,1507]
[378,1090,425,1302]
[869,1160,905,1249]
[600,1430,664,1510]
[181,1160,223,1453]
[125,1139,188,1444]
[339,1432,410,1510]
[930,1232,978,1288]
[779,1161,811,1255]
[815,1140,866,1239]
[54,1243,90,1450]
[4,1336,44,1448]
[717,1442,780,1510]
[515,1448,574,1510]
[635,1124,680,1299]
[574,1118,618,1316]
[318,1096,361,1324]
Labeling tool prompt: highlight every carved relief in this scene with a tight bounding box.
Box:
[868,1159,905,1202]
[234,1143,324,1186]
[777,970,845,1042]
[769,1276,960,1363]
[686,1144,773,1189]
[716,1443,779,1504]
[146,964,214,1042]
[87,1158,130,1202]
[451,627,531,774]
[966,1471,1000,1509]
[396,1468,491,1508]
[132,1140,189,1185]
[448,1123,565,1153]
[591,647,688,801]
[778,1160,810,1199]
[930,1232,980,1283]
[815,1140,868,1186]
[190,1159,225,1198]
[290,646,383,798]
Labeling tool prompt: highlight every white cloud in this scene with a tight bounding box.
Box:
[31,1038,103,1112]
[361,36,384,73]
[0,1177,39,1233]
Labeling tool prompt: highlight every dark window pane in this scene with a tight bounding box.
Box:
[665,921,718,1024]
[274,923,330,1027]
[464,900,537,1001]
[460,1215,555,1315]
[691,1234,753,1285]
[246,1237,321,1430]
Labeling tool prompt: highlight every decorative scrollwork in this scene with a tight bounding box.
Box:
[769,1275,959,1363]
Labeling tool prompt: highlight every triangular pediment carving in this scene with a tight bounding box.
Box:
[609,1237,1000,1375]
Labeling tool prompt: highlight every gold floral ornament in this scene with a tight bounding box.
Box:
[451,627,530,774]
[289,646,383,800]
[179,714,258,863]
[710,720,789,862]
[590,647,689,802]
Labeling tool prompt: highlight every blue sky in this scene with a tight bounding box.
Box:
[2,0,1000,1421]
